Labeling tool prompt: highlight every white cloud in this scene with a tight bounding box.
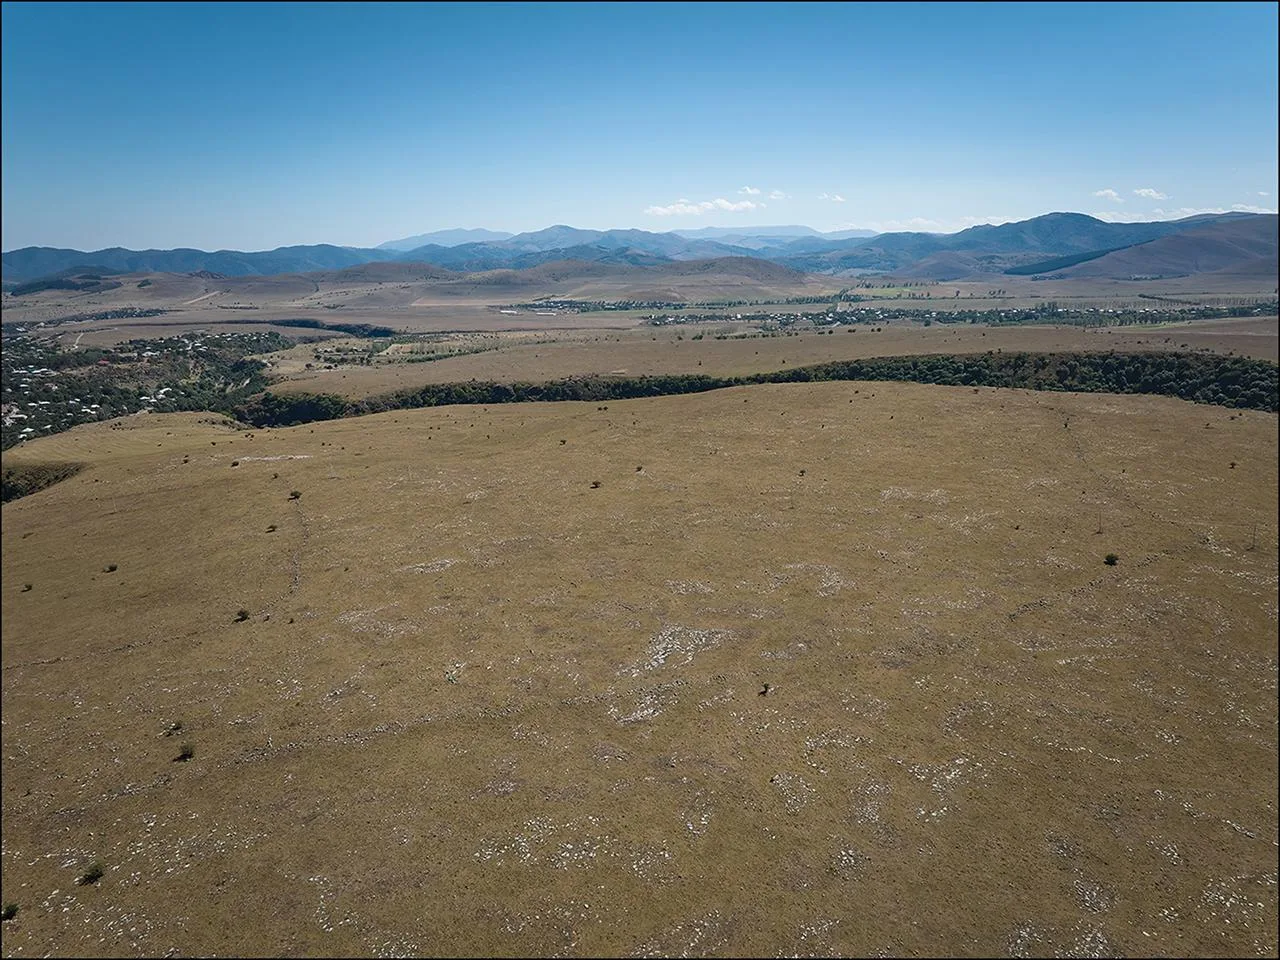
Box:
[714,197,762,211]
[1093,189,1123,203]
[844,214,1016,234]
[1133,187,1169,200]
[644,197,763,216]
[769,189,789,200]
[1260,191,1271,198]
[1148,204,1278,219]
[738,186,761,195]
[644,198,707,216]
[818,192,846,203]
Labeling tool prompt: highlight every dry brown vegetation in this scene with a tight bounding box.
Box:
[2,382,1276,957]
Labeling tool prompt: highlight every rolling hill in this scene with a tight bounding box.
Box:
[1053,214,1278,280]
[1,383,1275,957]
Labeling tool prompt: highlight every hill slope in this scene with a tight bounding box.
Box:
[2,385,1276,956]
[1056,214,1279,279]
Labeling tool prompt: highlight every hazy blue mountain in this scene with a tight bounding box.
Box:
[824,228,880,240]
[672,225,878,250]
[376,228,513,250]
[1,244,398,283]
[502,225,606,251]
[772,212,1265,276]
[5,213,1271,285]
[942,212,1187,256]
[590,230,756,260]
[672,225,824,240]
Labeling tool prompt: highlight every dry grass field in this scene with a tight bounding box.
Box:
[269,316,1279,400]
[2,382,1276,957]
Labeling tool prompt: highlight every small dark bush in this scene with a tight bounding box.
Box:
[231,460,240,467]
[1104,554,1119,566]
[288,490,301,500]
[76,861,104,885]
[21,583,32,592]
[2,902,18,921]
[104,564,118,573]
[235,609,250,622]
[175,742,195,762]
[266,524,277,533]
[590,480,601,489]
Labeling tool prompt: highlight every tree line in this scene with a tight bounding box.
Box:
[233,351,1280,428]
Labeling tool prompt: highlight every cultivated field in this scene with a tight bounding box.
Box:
[269,316,1280,400]
[2,382,1276,957]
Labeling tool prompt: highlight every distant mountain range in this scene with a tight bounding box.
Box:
[376,228,513,250]
[4,212,1275,287]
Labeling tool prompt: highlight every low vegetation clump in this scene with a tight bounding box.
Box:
[1,903,18,922]
[1105,553,1120,565]
[75,862,104,886]
[1,462,84,503]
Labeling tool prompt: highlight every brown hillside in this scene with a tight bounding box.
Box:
[2,384,1276,957]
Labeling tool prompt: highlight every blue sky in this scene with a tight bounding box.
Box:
[2,1,1276,251]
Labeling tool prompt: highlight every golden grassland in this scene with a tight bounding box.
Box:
[267,316,1279,400]
[1,381,1276,957]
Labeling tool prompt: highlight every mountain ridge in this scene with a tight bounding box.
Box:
[5,212,1274,286]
